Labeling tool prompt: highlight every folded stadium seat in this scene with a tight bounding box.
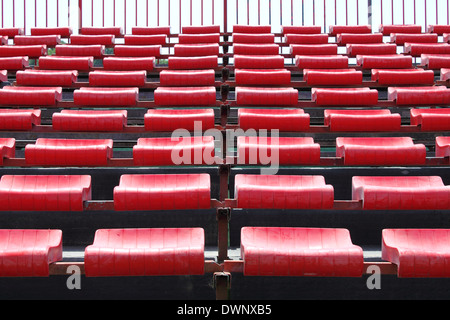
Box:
[38,56,94,71]
[84,228,205,277]
[0,175,92,211]
[420,54,450,69]
[336,137,426,166]
[52,110,127,132]
[404,43,450,57]
[234,55,284,69]
[233,33,275,44]
[182,25,221,34]
[0,86,62,106]
[237,137,320,165]
[282,26,322,34]
[132,26,171,35]
[70,34,115,46]
[168,56,218,70]
[0,36,7,45]
[379,24,423,35]
[240,227,364,277]
[114,45,161,58]
[73,87,139,106]
[0,109,41,130]
[0,45,47,58]
[445,34,450,43]
[234,69,291,85]
[25,138,114,166]
[284,34,329,44]
[352,176,450,210]
[295,55,349,69]
[346,43,397,57]
[89,70,147,87]
[233,25,272,34]
[410,108,450,131]
[16,70,78,86]
[388,86,450,105]
[303,69,363,86]
[382,229,450,278]
[427,25,450,35]
[435,136,450,158]
[234,174,334,209]
[174,43,220,57]
[390,33,438,45]
[178,33,221,44]
[145,109,215,132]
[441,67,450,81]
[290,44,338,56]
[235,87,299,106]
[324,109,401,132]
[31,26,73,37]
[0,69,6,81]
[159,70,216,86]
[233,43,280,55]
[14,35,61,46]
[133,136,215,166]
[329,25,372,36]
[113,174,211,211]
[0,138,15,165]
[336,33,383,45]
[356,55,413,69]
[238,108,310,132]
[0,229,62,277]
[103,57,155,71]
[311,88,378,105]
[371,69,435,85]
[80,27,124,37]
[123,34,167,45]
[55,44,104,58]
[0,27,24,38]
[154,87,216,106]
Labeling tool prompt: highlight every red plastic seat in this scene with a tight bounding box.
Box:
[236,87,298,106]
[0,86,62,106]
[80,27,123,37]
[0,138,15,165]
[442,33,450,43]
[234,55,284,69]
[16,70,78,86]
[132,26,171,35]
[38,56,94,71]
[133,137,215,166]
[14,35,61,46]
[337,33,383,45]
[0,69,6,81]
[303,69,362,85]
[113,174,211,211]
[324,109,401,132]
[73,87,139,106]
[356,54,413,69]
[103,57,155,71]
[0,45,47,58]
[285,34,329,44]
[371,69,435,85]
[436,136,450,158]
[235,69,291,85]
[145,109,215,132]
[178,33,220,44]
[174,43,220,57]
[312,88,378,106]
[282,26,322,34]
[346,43,397,57]
[0,175,92,211]
[379,24,422,35]
[382,229,450,278]
[295,55,348,69]
[0,56,29,70]
[329,25,372,35]
[1,36,7,45]
[168,56,218,70]
[388,86,450,105]
[427,25,450,35]
[241,227,364,277]
[114,45,161,58]
[441,67,450,81]
[238,109,310,132]
[391,33,438,45]
[25,139,113,166]
[84,228,205,277]
[160,69,215,86]
[237,137,320,165]
[89,70,147,87]
[0,229,62,277]
[352,176,450,210]
[0,109,41,130]
[52,110,127,132]
[233,25,272,34]
[234,174,334,209]
[154,87,216,106]
[31,27,72,37]
[123,34,167,45]
[182,25,220,34]
[410,108,450,131]
[290,44,338,56]
[0,27,24,38]
[55,44,105,58]
[336,137,426,165]
[404,43,450,57]
[233,43,280,55]
[70,34,115,46]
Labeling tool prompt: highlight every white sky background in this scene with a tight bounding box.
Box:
[1,0,450,34]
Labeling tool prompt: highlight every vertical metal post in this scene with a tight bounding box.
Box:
[78,0,82,33]
[368,0,372,30]
[223,0,227,33]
